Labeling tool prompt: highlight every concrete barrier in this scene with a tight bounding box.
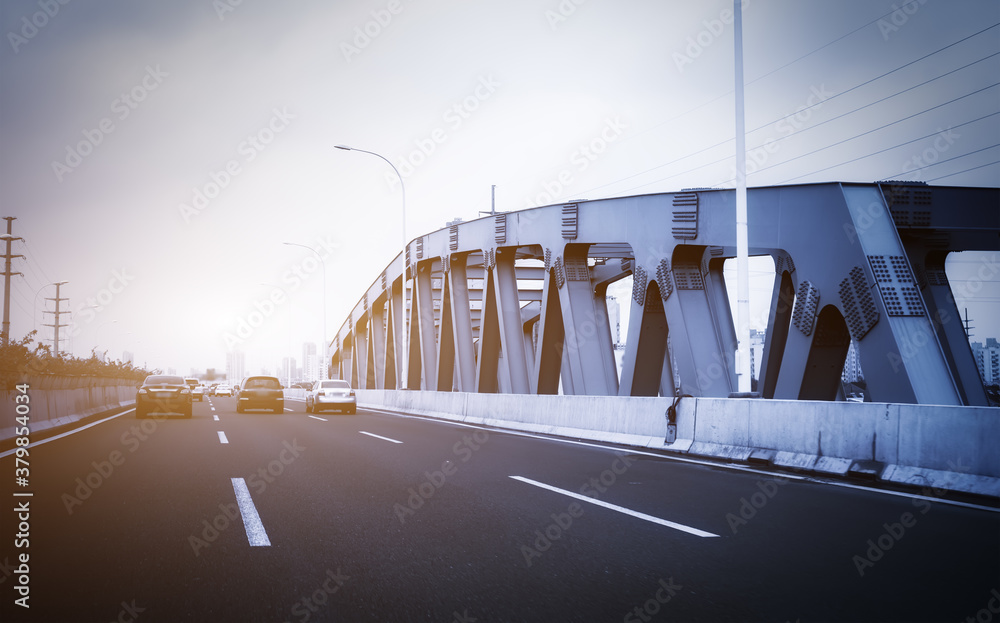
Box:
[356,390,1000,499]
[0,377,138,442]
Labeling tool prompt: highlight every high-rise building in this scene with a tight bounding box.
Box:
[971,338,1000,386]
[280,356,296,384]
[302,342,321,382]
[226,350,246,384]
[842,339,864,383]
[748,329,765,381]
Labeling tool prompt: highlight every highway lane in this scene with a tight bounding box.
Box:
[1,395,998,622]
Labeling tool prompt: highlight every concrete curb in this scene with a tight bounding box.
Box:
[356,389,1000,500]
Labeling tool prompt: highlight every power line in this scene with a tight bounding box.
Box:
[579,29,999,199]
[745,23,999,136]
[774,112,1000,185]
[926,159,1000,183]
[748,53,1000,149]
[732,82,1000,184]
[570,3,955,199]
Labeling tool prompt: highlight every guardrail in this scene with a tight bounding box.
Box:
[0,376,138,442]
[356,390,1000,499]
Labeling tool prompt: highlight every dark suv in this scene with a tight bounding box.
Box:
[136,375,192,418]
[236,375,284,413]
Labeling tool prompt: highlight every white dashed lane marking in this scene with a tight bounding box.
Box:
[231,477,270,547]
[510,475,719,538]
[359,431,402,444]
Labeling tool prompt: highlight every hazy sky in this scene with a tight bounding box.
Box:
[1,0,998,376]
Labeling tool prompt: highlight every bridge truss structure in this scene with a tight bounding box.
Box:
[330,182,999,405]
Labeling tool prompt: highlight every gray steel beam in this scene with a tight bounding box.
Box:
[330,183,999,404]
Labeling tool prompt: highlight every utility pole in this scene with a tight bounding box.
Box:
[1,217,24,346]
[963,307,974,339]
[43,282,69,355]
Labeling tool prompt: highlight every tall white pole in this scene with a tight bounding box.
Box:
[734,0,752,393]
[335,145,407,390]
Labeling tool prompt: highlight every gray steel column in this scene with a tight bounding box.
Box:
[435,271,456,392]
[758,262,795,399]
[665,247,735,397]
[385,279,402,389]
[414,260,438,391]
[405,271,421,390]
[916,253,988,406]
[555,245,616,396]
[618,280,667,397]
[493,248,530,394]
[475,265,500,393]
[448,255,477,392]
[368,297,387,389]
[534,267,564,395]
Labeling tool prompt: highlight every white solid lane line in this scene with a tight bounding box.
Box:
[0,409,132,458]
[308,415,327,421]
[510,475,719,538]
[218,431,229,444]
[231,477,271,547]
[359,431,403,444]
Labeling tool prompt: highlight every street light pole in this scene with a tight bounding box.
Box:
[282,242,327,380]
[334,144,408,389]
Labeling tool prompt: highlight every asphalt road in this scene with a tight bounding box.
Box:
[1,394,998,622]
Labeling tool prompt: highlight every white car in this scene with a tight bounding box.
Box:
[215,384,232,397]
[306,379,356,414]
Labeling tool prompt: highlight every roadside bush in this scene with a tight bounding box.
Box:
[0,331,155,390]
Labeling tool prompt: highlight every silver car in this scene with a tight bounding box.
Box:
[306,379,356,414]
